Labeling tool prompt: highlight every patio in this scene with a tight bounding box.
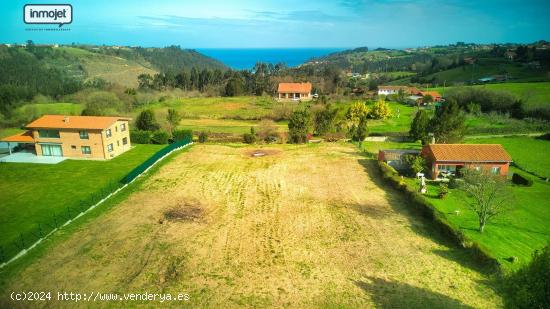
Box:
[0,152,66,164]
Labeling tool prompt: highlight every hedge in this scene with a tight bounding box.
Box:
[512,172,534,186]
[130,130,151,144]
[376,160,501,271]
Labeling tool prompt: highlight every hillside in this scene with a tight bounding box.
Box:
[0,44,228,89]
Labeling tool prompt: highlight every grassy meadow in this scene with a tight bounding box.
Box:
[1,143,502,308]
[0,144,164,261]
[429,82,550,110]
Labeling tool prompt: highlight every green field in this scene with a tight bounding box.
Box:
[0,144,163,261]
[429,82,550,110]
[179,118,288,134]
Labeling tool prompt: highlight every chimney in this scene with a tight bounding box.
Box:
[64,116,69,123]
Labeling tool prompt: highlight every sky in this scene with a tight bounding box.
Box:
[1,0,549,48]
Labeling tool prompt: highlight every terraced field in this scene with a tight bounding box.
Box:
[1,143,501,307]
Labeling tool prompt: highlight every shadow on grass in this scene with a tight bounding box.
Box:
[354,277,474,309]
[356,157,498,277]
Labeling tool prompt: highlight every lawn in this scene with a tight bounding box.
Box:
[466,136,550,178]
[15,102,83,116]
[1,143,501,308]
[407,171,550,270]
[0,144,164,261]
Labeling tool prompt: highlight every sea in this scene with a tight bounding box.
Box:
[196,48,347,70]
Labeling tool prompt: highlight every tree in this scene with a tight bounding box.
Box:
[288,109,312,143]
[404,154,426,176]
[166,108,181,133]
[81,91,121,116]
[409,110,431,144]
[459,168,512,233]
[225,77,244,97]
[135,109,160,131]
[350,116,368,144]
[429,101,465,143]
[368,99,392,120]
[345,102,370,128]
[313,104,338,136]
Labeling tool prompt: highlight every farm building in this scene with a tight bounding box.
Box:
[1,115,131,161]
[378,149,421,171]
[277,82,313,101]
[421,144,512,179]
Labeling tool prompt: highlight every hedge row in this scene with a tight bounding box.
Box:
[376,161,502,271]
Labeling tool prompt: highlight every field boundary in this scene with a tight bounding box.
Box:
[0,140,193,269]
[375,160,502,272]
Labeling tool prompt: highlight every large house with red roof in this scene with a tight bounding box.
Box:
[421,144,512,179]
[1,115,131,160]
[277,82,312,101]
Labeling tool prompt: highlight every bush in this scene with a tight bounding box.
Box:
[136,109,160,131]
[448,176,459,189]
[151,130,170,144]
[512,172,534,186]
[173,129,193,142]
[536,132,550,141]
[198,131,208,143]
[438,183,449,199]
[504,244,550,309]
[130,130,151,144]
[243,133,256,144]
[288,109,312,144]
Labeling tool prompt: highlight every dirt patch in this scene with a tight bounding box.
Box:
[163,200,204,222]
[246,148,282,157]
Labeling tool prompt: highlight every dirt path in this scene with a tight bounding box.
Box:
[1,143,501,308]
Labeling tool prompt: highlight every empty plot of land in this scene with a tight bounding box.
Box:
[1,143,501,308]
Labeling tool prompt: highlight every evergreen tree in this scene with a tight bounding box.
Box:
[429,101,465,143]
[409,110,431,144]
[136,109,160,131]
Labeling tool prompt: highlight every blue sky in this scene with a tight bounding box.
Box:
[2,0,549,48]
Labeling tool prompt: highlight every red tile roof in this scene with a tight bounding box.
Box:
[423,144,512,162]
[278,82,312,93]
[420,91,442,98]
[1,130,34,142]
[25,115,130,130]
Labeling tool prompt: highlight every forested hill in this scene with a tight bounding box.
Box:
[0,44,227,90]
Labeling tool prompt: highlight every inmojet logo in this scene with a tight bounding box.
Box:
[24,4,73,27]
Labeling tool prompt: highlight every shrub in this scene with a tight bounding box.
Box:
[151,130,170,144]
[536,132,550,141]
[448,176,459,189]
[368,99,392,120]
[198,131,208,143]
[243,133,256,144]
[504,244,550,309]
[512,172,533,186]
[173,129,193,142]
[257,119,278,143]
[136,109,160,131]
[288,109,312,144]
[130,130,151,144]
[438,183,449,199]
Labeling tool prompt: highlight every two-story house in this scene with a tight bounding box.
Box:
[1,115,131,159]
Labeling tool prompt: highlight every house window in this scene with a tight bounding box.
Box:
[79,130,89,139]
[117,140,120,146]
[38,130,60,138]
[121,123,126,132]
[115,126,118,132]
[107,143,114,152]
[491,166,501,174]
[106,129,112,138]
[71,145,77,150]
[81,146,91,155]
[122,137,128,145]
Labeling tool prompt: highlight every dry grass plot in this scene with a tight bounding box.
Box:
[1,143,501,308]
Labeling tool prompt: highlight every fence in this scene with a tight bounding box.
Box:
[0,138,193,268]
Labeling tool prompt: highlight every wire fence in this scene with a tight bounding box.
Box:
[0,138,193,268]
